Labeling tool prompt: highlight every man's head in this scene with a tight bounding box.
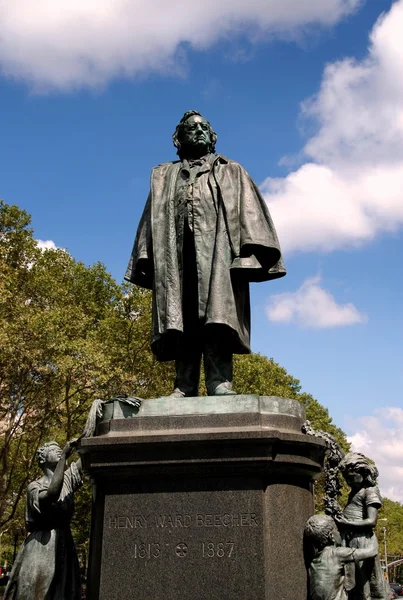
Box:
[304,515,341,551]
[173,110,217,159]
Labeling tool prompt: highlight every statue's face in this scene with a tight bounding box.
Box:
[180,115,211,154]
[44,443,63,467]
[343,467,363,486]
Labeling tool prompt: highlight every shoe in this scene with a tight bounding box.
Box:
[213,382,237,396]
[168,388,186,398]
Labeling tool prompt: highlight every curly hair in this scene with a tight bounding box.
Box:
[172,110,217,158]
[36,441,60,469]
[304,515,336,550]
[339,452,379,486]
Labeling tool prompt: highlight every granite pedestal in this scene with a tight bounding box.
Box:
[80,396,325,600]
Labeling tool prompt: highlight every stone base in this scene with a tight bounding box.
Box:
[80,395,325,600]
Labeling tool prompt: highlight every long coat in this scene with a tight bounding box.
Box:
[125,154,286,361]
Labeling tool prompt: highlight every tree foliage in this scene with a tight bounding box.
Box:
[375,498,403,583]
[377,497,403,556]
[0,201,173,557]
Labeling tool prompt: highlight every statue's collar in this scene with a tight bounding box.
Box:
[155,154,228,171]
[214,153,229,164]
[179,153,229,174]
[184,153,212,168]
[180,153,228,166]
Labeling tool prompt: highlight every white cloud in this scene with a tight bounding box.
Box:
[263,1,403,254]
[36,239,58,251]
[266,275,367,328]
[348,408,403,502]
[0,0,360,90]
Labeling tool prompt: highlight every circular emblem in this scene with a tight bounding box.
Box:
[175,543,188,557]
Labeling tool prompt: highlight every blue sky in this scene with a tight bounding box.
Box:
[0,0,402,499]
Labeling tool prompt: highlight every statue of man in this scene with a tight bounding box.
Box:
[125,110,285,397]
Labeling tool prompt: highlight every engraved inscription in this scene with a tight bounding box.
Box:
[105,511,255,564]
[130,541,236,559]
[155,514,192,528]
[195,513,258,527]
[133,543,161,559]
[201,542,235,558]
[108,515,148,529]
[107,512,259,529]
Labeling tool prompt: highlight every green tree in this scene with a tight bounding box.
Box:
[376,498,403,583]
[377,497,403,556]
[0,201,172,543]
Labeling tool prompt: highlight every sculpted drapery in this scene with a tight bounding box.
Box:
[125,154,285,362]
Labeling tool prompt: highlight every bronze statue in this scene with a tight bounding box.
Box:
[126,110,285,397]
[4,440,82,600]
[336,453,388,600]
[304,514,378,600]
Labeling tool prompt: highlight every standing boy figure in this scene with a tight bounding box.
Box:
[304,515,378,600]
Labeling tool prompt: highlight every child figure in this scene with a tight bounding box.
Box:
[304,514,378,600]
[337,452,387,600]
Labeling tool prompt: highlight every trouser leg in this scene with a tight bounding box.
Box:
[172,218,202,397]
[174,343,202,397]
[203,339,235,396]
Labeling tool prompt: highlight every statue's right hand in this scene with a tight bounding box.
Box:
[335,515,351,528]
[63,438,79,458]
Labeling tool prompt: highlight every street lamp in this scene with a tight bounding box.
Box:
[379,518,389,582]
